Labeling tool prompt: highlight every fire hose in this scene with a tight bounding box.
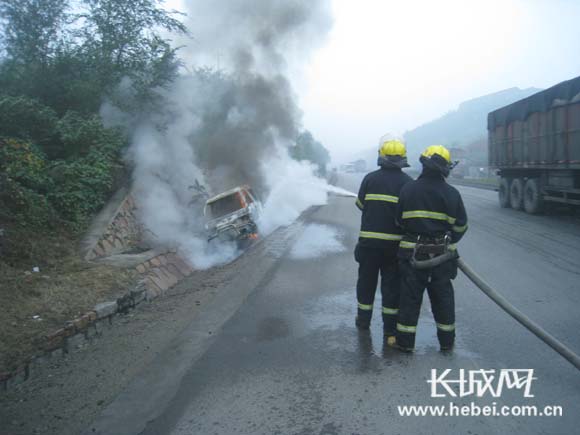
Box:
[411,251,458,269]
[457,258,580,372]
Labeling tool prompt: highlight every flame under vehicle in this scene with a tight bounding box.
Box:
[204,186,261,247]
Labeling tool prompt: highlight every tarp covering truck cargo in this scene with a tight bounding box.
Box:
[204,186,261,247]
[488,75,580,213]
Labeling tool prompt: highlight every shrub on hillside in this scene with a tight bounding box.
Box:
[49,149,121,225]
[0,111,126,230]
[56,111,125,159]
[0,96,59,155]
[0,138,57,228]
[0,138,52,191]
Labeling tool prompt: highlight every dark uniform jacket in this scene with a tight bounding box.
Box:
[356,165,413,251]
[396,169,468,251]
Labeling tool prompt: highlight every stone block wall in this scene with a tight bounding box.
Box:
[85,189,195,297]
[85,194,142,260]
[137,251,195,299]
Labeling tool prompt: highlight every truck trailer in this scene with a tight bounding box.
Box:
[488,76,580,213]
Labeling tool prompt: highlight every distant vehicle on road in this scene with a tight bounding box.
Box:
[488,76,580,213]
[204,186,261,247]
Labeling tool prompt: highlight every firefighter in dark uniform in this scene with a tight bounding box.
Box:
[395,145,468,352]
[355,140,413,340]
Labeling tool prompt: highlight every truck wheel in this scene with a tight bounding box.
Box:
[498,178,511,208]
[509,178,524,210]
[523,178,544,214]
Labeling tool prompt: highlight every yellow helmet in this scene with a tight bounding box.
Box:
[379,139,407,157]
[420,145,453,177]
[421,145,451,163]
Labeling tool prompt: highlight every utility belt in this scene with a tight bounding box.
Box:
[399,233,458,269]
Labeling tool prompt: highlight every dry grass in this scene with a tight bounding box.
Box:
[0,229,138,372]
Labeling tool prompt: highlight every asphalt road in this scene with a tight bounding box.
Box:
[84,173,580,435]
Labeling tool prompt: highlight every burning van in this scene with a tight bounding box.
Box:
[204,186,261,246]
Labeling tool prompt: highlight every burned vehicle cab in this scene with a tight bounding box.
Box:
[204,186,261,247]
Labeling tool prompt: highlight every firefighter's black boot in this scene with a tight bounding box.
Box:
[382,311,397,337]
[355,309,372,330]
[396,344,414,353]
[440,344,454,353]
[438,329,455,353]
[395,327,417,352]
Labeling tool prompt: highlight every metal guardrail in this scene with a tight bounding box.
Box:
[458,258,580,371]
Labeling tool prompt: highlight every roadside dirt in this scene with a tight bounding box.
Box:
[0,227,138,373]
[0,262,231,435]
[0,213,308,435]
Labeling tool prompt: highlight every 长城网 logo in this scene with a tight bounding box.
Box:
[427,369,536,398]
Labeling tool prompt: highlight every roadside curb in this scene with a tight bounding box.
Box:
[0,250,194,394]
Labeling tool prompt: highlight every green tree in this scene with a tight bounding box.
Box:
[0,0,187,114]
[0,0,74,108]
[290,130,330,175]
[0,0,188,231]
[78,0,187,113]
[0,0,69,65]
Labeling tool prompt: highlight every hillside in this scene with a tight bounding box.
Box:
[339,87,542,170]
[403,87,542,160]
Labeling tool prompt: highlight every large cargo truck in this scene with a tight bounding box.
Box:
[488,76,580,213]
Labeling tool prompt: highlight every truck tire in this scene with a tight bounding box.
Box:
[523,178,544,214]
[509,178,524,210]
[498,177,511,208]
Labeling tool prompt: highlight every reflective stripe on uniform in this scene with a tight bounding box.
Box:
[364,193,399,203]
[358,302,373,311]
[452,224,468,233]
[356,198,364,210]
[436,322,455,332]
[359,231,403,241]
[396,323,417,333]
[402,210,456,224]
[382,307,399,315]
[449,243,457,251]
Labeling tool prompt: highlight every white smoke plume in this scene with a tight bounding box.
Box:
[290,224,345,260]
[104,0,335,269]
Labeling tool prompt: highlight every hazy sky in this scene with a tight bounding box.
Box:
[169,0,580,162]
[299,0,580,161]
